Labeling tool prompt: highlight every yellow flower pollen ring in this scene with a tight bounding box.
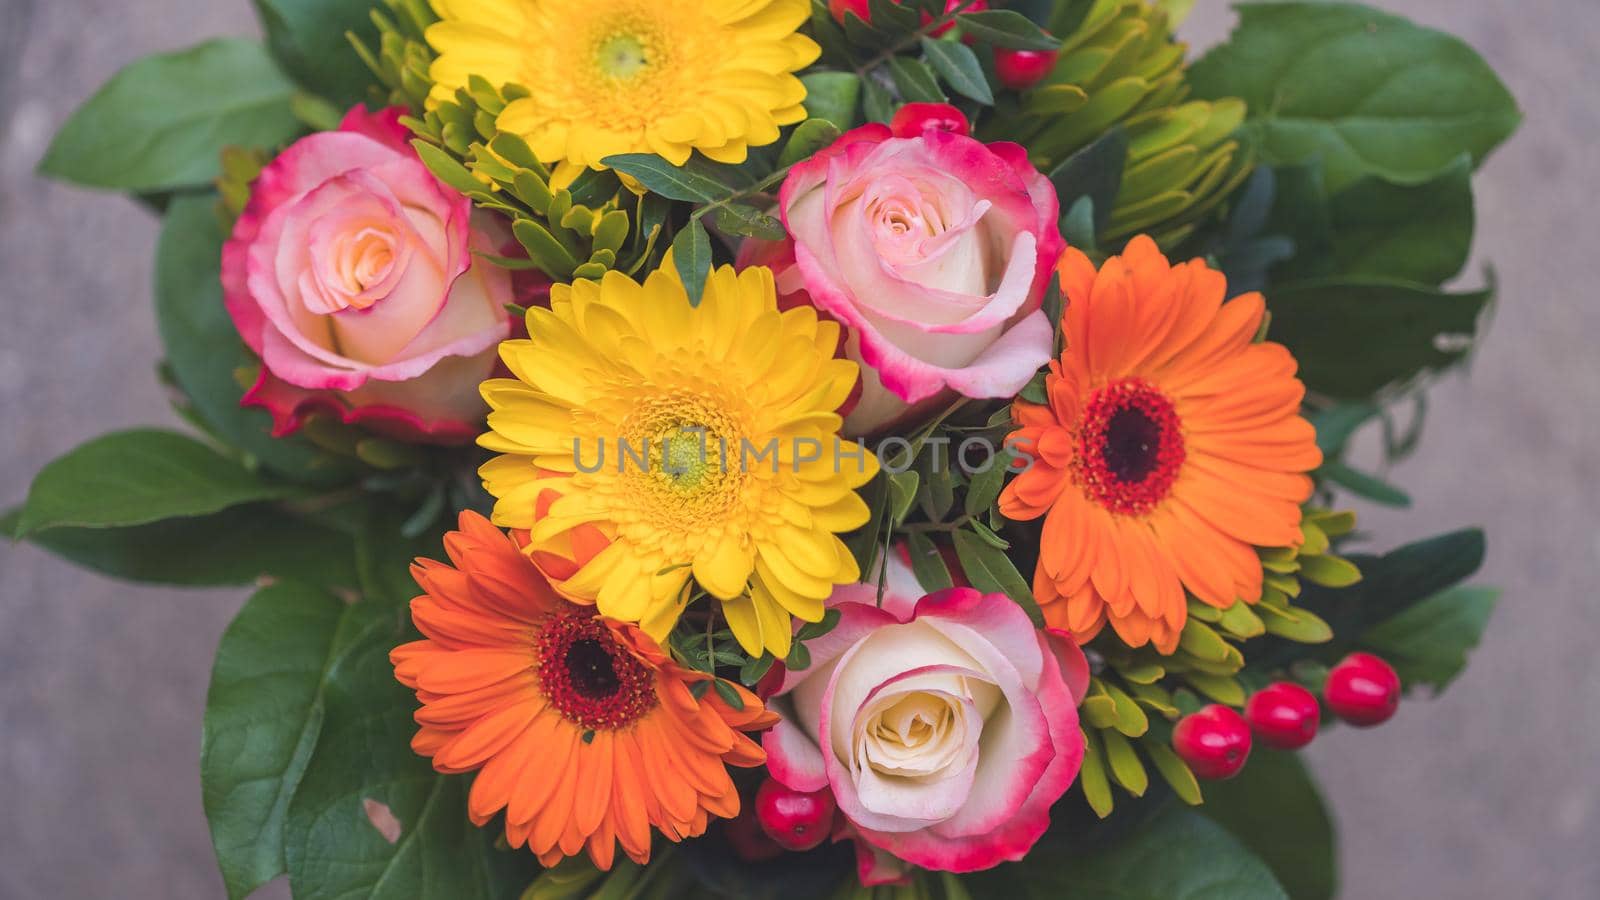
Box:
[477,260,879,658]
[427,0,819,185]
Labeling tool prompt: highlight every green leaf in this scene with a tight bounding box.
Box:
[956,9,1062,51]
[1201,749,1338,900]
[155,195,352,482]
[1308,402,1380,457]
[778,118,845,168]
[920,38,994,105]
[1048,127,1129,238]
[1361,585,1498,691]
[601,153,740,202]
[251,0,381,107]
[710,203,788,241]
[1189,2,1521,191]
[40,39,302,191]
[952,528,1045,628]
[798,72,862,131]
[1278,158,1474,285]
[1287,528,1486,668]
[888,470,921,525]
[202,582,384,899]
[3,504,356,588]
[1266,278,1492,398]
[1318,461,1412,508]
[283,603,535,899]
[905,533,955,593]
[672,219,713,306]
[968,807,1289,899]
[16,429,304,536]
[888,57,947,104]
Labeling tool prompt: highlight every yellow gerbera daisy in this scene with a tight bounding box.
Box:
[478,261,878,659]
[427,0,819,182]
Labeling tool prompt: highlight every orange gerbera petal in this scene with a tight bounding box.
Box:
[391,511,778,870]
[1000,236,1322,651]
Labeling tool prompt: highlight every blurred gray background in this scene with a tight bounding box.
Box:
[1,0,1595,897]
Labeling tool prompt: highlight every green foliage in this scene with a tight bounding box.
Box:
[15,429,305,536]
[251,0,382,107]
[1189,1,1521,193]
[1361,585,1498,692]
[283,600,537,899]
[39,39,302,192]
[3,504,357,589]
[156,195,355,483]
[1267,278,1493,399]
[202,582,385,899]
[1281,529,1492,693]
[985,0,1253,248]
[966,806,1288,898]
[1271,157,1475,286]
[1201,750,1337,900]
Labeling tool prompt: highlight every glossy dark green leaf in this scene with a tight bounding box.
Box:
[1362,585,1498,692]
[967,807,1289,898]
[1308,403,1380,457]
[1288,528,1486,668]
[956,10,1061,50]
[1202,750,1337,900]
[3,504,356,588]
[1266,278,1492,398]
[283,603,535,899]
[920,38,994,104]
[1273,158,1474,286]
[251,0,381,107]
[202,582,385,899]
[1190,2,1520,191]
[155,195,354,482]
[672,219,713,306]
[16,429,305,535]
[1048,127,1128,237]
[40,39,302,191]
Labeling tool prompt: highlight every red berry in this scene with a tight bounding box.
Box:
[1171,704,1252,780]
[994,48,1060,91]
[926,0,989,38]
[724,802,786,862]
[754,779,836,852]
[890,102,971,138]
[829,0,873,25]
[1245,681,1321,749]
[1324,652,1401,727]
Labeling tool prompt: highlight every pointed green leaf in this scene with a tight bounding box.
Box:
[671,219,712,306]
[40,39,302,191]
[920,37,994,104]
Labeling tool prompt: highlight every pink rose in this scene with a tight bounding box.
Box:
[765,106,1063,434]
[222,106,513,444]
[763,551,1088,877]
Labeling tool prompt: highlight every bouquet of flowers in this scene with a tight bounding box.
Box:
[17,0,1519,896]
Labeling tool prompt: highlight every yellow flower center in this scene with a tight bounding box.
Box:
[595,31,653,80]
[613,388,752,542]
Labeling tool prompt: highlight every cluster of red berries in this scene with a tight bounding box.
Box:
[828,0,1063,92]
[1172,653,1402,780]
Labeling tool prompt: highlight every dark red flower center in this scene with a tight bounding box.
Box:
[536,615,656,730]
[1075,378,1185,516]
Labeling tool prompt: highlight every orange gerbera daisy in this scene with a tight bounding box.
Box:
[391,511,777,869]
[1000,236,1322,653]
